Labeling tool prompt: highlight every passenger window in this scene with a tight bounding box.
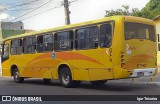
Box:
[11,39,23,55]
[37,35,44,52]
[75,26,98,49]
[23,36,36,54]
[100,24,112,48]
[37,33,53,52]
[54,30,73,51]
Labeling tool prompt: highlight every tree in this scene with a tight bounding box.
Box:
[105,5,136,17]
[138,0,160,19]
[105,0,160,19]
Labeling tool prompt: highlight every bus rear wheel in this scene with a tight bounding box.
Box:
[59,67,81,88]
[13,68,24,83]
[90,80,107,86]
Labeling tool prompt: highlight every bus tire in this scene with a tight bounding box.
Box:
[59,67,81,88]
[90,80,107,86]
[13,68,24,83]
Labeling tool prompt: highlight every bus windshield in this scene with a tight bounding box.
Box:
[125,22,156,42]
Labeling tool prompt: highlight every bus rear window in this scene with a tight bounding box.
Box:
[125,22,155,42]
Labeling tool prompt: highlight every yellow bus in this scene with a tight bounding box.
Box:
[1,16,158,88]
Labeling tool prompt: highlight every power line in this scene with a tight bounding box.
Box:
[1,0,79,28]
[20,6,61,21]
[11,0,53,22]
[0,0,40,13]
[8,8,39,12]
[0,0,37,6]
[14,0,80,24]
[11,0,40,7]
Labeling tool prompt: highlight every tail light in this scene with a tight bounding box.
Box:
[121,51,125,68]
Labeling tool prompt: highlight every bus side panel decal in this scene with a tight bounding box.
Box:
[26,52,105,67]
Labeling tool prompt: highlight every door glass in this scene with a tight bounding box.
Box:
[3,45,9,59]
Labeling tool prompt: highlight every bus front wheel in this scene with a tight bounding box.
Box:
[90,80,107,86]
[13,68,24,83]
[59,67,81,88]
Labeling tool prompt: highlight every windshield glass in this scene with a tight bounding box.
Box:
[125,22,155,42]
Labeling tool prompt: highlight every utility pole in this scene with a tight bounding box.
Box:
[64,0,70,25]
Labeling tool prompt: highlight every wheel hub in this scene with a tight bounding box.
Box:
[62,72,70,84]
[14,72,19,81]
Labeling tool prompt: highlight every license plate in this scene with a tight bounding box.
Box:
[137,72,144,77]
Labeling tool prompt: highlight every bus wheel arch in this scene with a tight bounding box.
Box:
[58,64,81,88]
[10,65,18,76]
[58,64,71,78]
[10,65,24,83]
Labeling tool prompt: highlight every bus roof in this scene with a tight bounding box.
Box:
[3,15,154,41]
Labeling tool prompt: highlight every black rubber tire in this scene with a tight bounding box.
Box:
[13,68,24,83]
[43,78,51,83]
[90,80,107,86]
[59,67,81,88]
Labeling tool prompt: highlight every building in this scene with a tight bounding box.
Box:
[154,16,160,67]
[153,15,160,41]
[0,21,25,43]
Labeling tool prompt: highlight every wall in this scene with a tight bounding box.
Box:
[0,21,25,43]
[155,18,160,68]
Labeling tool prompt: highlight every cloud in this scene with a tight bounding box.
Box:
[0,13,15,21]
[0,4,7,10]
[0,13,10,21]
[0,13,9,20]
[0,4,14,21]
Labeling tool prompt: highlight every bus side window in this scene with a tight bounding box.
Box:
[54,30,73,51]
[23,38,27,54]
[44,34,53,52]
[11,39,23,55]
[100,24,112,48]
[89,26,98,48]
[37,33,53,52]
[75,26,98,50]
[23,36,36,54]
[37,35,44,52]
[11,40,17,54]
[75,28,88,49]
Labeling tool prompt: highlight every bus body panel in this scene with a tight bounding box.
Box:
[1,16,157,82]
[125,40,157,70]
[74,49,113,81]
[122,17,158,77]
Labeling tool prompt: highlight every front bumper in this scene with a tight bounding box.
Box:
[130,68,157,78]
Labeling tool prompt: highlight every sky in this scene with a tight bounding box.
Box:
[0,0,150,30]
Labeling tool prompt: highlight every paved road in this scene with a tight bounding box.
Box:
[0,73,160,104]
[0,75,160,95]
[0,74,160,94]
